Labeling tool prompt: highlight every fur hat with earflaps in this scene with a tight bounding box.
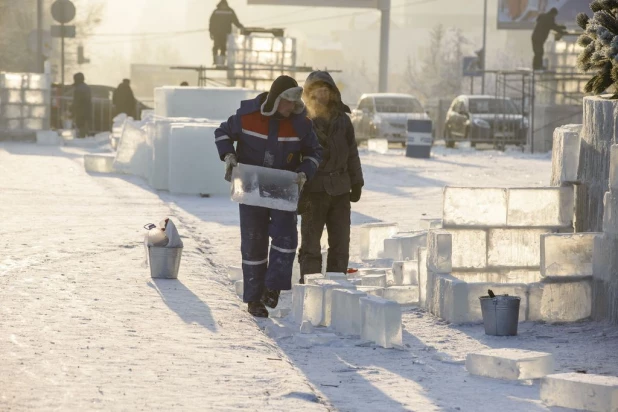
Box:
[261,75,305,116]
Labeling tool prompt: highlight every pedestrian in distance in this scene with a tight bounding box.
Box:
[112,78,137,119]
[71,72,92,138]
[531,7,567,70]
[214,75,323,318]
[209,0,244,66]
[298,71,364,282]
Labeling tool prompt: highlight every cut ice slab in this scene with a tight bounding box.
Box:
[84,154,117,174]
[541,373,618,412]
[227,265,242,282]
[465,349,554,380]
[359,295,402,349]
[234,280,243,298]
[231,163,299,212]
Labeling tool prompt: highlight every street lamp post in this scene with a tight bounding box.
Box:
[481,0,487,94]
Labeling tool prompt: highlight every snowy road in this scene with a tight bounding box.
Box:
[2,142,617,411]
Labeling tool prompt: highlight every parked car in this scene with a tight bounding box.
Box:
[51,84,151,133]
[350,93,432,145]
[444,95,528,150]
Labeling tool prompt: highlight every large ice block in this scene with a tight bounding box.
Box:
[361,274,387,288]
[360,295,402,348]
[360,223,398,260]
[417,247,428,306]
[331,289,367,336]
[231,163,299,212]
[452,270,541,284]
[113,119,151,179]
[443,187,507,227]
[325,272,347,281]
[84,154,117,173]
[420,218,442,230]
[154,87,256,120]
[603,191,618,235]
[550,124,581,186]
[292,284,324,326]
[384,232,427,261]
[168,123,230,196]
[449,229,487,270]
[541,373,618,412]
[36,130,62,145]
[313,279,356,327]
[540,233,599,278]
[506,187,574,227]
[427,230,452,273]
[305,273,325,285]
[234,280,243,297]
[466,349,554,380]
[356,286,385,297]
[3,104,22,119]
[533,280,592,322]
[383,286,419,305]
[24,89,47,105]
[610,145,618,191]
[392,260,418,286]
[487,229,550,268]
[1,73,25,89]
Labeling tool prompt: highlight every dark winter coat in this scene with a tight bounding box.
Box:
[532,11,565,42]
[113,81,137,118]
[209,1,243,39]
[302,71,364,197]
[72,79,92,122]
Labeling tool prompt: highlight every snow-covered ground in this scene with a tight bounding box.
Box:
[1,141,617,411]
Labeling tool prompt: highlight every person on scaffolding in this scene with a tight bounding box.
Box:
[531,7,567,70]
[214,75,323,318]
[209,0,244,67]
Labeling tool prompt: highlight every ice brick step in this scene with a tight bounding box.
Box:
[528,280,592,323]
[449,229,487,270]
[293,333,338,348]
[507,187,574,227]
[550,124,581,186]
[325,272,347,281]
[357,286,385,297]
[292,284,323,326]
[417,247,428,307]
[360,295,402,349]
[427,230,452,273]
[360,223,398,260]
[36,130,62,145]
[466,349,554,380]
[541,373,618,412]
[227,266,242,282]
[84,154,117,174]
[443,187,507,227]
[611,145,618,191]
[392,260,418,286]
[305,273,324,285]
[314,279,356,327]
[383,286,419,305]
[361,274,387,288]
[540,233,599,278]
[487,228,550,268]
[420,218,442,230]
[383,232,427,261]
[331,289,367,336]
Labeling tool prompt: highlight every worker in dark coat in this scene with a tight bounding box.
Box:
[209,0,244,65]
[72,72,92,138]
[298,71,364,282]
[214,75,323,318]
[112,79,137,119]
[531,7,566,70]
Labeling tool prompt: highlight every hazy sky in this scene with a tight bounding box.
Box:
[81,0,495,88]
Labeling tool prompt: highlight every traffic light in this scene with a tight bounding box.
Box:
[77,45,90,64]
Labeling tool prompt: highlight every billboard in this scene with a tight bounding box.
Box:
[498,0,591,30]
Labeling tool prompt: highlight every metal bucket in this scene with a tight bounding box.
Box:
[479,295,520,336]
[148,246,182,279]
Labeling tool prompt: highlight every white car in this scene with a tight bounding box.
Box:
[350,93,432,145]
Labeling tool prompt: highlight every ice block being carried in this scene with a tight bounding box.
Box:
[231,163,300,212]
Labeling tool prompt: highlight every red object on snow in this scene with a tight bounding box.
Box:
[347,268,358,274]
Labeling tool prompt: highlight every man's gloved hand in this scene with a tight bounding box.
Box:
[296,172,307,192]
[224,153,238,182]
[350,184,362,203]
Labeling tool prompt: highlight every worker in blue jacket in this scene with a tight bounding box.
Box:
[214,75,323,318]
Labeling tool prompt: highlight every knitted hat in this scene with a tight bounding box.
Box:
[261,75,305,116]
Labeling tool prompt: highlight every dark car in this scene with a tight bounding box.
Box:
[444,95,528,150]
[51,84,151,133]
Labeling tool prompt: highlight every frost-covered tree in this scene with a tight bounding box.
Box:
[576,0,618,97]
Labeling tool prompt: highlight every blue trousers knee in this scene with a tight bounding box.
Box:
[239,204,298,303]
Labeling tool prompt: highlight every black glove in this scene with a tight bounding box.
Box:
[350,184,362,203]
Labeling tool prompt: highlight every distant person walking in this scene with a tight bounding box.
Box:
[298,71,364,281]
[72,72,92,138]
[531,7,566,70]
[209,0,244,66]
[112,79,137,119]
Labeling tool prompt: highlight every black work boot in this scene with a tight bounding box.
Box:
[261,289,281,309]
[248,301,269,318]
